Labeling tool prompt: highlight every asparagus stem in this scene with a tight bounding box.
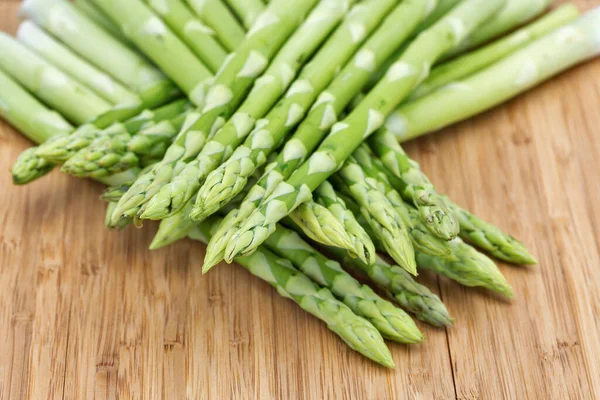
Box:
[36,100,190,164]
[328,248,453,328]
[73,0,130,45]
[447,0,552,57]
[265,225,423,343]
[225,0,504,263]
[386,9,600,142]
[411,4,581,100]
[141,0,352,221]
[21,0,176,107]
[16,21,142,108]
[144,0,228,73]
[91,0,213,103]
[369,129,459,240]
[198,0,404,271]
[189,217,395,368]
[185,0,247,52]
[224,0,265,29]
[0,33,112,125]
[110,0,319,224]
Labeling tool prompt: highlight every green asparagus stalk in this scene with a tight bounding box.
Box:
[110,0,319,225]
[192,0,401,225]
[91,0,213,105]
[189,217,395,368]
[224,0,265,29]
[411,4,580,99]
[385,9,600,142]
[73,0,126,42]
[357,148,514,297]
[0,70,73,184]
[328,248,453,327]
[264,225,423,343]
[16,21,142,108]
[144,0,228,73]
[369,128,458,240]
[225,0,504,263]
[446,0,551,57]
[36,100,190,164]
[185,0,247,52]
[21,0,177,108]
[140,0,352,221]
[0,33,112,125]
[62,110,191,179]
[331,153,415,274]
[312,181,376,265]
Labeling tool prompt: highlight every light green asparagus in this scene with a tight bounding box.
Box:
[264,224,423,343]
[144,0,228,73]
[0,70,73,184]
[369,128,458,240]
[36,99,190,164]
[62,110,191,179]
[356,148,514,297]
[332,152,416,274]
[185,0,247,52]
[21,0,176,108]
[328,247,453,327]
[447,0,551,57]
[225,0,504,263]
[411,4,580,99]
[140,0,352,221]
[16,21,141,108]
[224,0,265,29]
[312,181,376,265]
[199,0,431,271]
[91,0,213,104]
[73,0,128,43]
[189,217,395,368]
[0,33,113,125]
[385,9,600,142]
[109,0,319,225]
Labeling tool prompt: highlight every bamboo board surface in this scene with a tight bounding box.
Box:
[1,0,600,398]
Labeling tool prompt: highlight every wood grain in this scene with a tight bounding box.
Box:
[1,1,600,398]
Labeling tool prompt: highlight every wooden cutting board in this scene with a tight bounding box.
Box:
[1,1,599,398]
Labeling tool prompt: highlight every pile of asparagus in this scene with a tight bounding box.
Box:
[3,0,599,367]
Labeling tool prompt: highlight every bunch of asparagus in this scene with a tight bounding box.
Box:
[3,0,600,367]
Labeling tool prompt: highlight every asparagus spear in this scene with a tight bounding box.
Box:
[225,0,504,263]
[196,0,435,268]
[0,33,112,125]
[369,128,458,240]
[62,111,191,179]
[185,0,247,52]
[332,153,416,274]
[36,100,190,164]
[224,0,265,29]
[385,9,600,142]
[91,0,213,104]
[447,0,551,57]
[73,0,127,42]
[356,147,514,298]
[312,181,376,265]
[411,4,580,99]
[189,217,395,368]
[140,0,353,221]
[328,248,453,327]
[16,21,141,108]
[144,0,228,73]
[264,225,423,343]
[0,70,73,184]
[21,0,176,108]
